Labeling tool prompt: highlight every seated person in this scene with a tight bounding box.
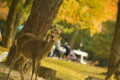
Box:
[69,51,77,61]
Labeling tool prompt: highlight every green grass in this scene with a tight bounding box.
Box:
[42,57,107,80]
[0,46,106,80]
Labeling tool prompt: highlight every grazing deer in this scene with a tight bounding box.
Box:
[7,27,62,80]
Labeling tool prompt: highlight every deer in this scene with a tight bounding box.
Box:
[7,27,62,80]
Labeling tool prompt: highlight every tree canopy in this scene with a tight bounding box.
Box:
[55,0,117,35]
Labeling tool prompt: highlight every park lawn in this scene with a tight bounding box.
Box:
[42,57,107,80]
[0,46,107,80]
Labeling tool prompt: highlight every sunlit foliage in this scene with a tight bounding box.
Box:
[0,2,9,20]
[0,0,118,36]
[56,0,118,36]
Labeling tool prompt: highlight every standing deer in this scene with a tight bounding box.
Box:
[7,27,62,80]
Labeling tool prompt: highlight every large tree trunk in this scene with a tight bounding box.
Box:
[3,0,20,48]
[106,1,120,79]
[38,66,63,80]
[20,0,63,38]
[38,66,56,80]
[5,0,63,68]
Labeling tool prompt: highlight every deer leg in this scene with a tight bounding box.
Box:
[115,71,119,80]
[7,51,21,80]
[31,58,36,80]
[35,60,41,80]
[18,57,28,80]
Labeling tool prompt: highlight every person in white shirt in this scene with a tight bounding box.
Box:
[52,37,61,59]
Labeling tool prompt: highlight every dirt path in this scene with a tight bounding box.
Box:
[0,63,45,80]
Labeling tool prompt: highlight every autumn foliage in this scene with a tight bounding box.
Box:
[0,2,9,20]
[57,0,118,36]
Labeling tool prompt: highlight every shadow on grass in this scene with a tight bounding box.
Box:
[0,75,8,80]
[0,72,14,80]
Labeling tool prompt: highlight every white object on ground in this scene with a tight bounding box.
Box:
[73,50,88,64]
[73,50,88,57]
[0,51,8,62]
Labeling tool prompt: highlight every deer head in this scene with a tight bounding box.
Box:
[49,26,63,42]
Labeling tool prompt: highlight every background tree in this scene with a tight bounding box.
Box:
[52,0,117,51]
[106,0,120,79]
[3,0,20,48]
[12,0,33,41]
[0,0,2,5]
[56,0,117,35]
[50,0,117,67]
[3,0,33,48]
[83,21,115,66]
[56,21,115,66]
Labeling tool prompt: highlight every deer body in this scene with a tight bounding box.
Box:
[7,28,62,80]
[21,37,55,60]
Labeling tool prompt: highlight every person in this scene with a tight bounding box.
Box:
[47,46,55,57]
[63,42,71,60]
[69,51,77,61]
[52,37,61,59]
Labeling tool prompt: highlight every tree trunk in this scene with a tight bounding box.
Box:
[70,28,79,49]
[38,66,56,80]
[3,0,20,48]
[106,1,120,79]
[0,0,2,5]
[106,60,120,80]
[20,0,63,38]
[86,76,103,80]
[5,42,16,66]
[5,0,63,69]
[12,13,23,41]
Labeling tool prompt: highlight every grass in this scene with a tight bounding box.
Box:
[42,57,107,80]
[0,72,14,80]
[0,46,106,80]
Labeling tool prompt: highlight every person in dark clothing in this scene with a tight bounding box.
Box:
[63,42,71,60]
[52,48,61,58]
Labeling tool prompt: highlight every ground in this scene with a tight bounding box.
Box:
[0,63,45,80]
[0,57,107,80]
[43,58,106,80]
